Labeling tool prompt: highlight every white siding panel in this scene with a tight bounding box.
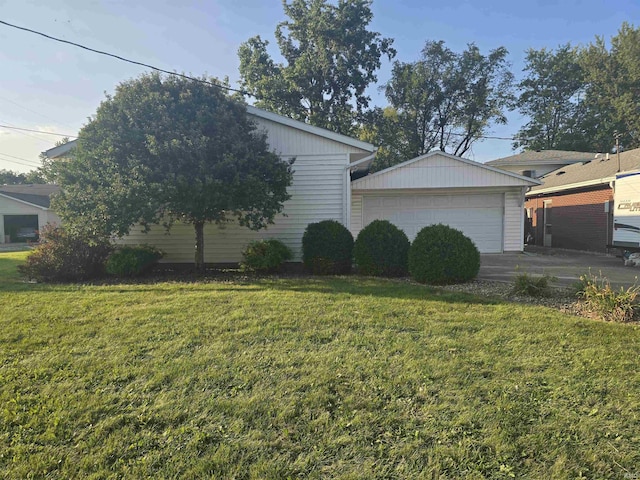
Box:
[360,192,504,253]
[350,194,363,238]
[254,116,369,156]
[352,153,535,190]
[503,188,525,252]
[119,154,348,262]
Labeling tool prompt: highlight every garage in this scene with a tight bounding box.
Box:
[0,185,61,244]
[350,152,540,253]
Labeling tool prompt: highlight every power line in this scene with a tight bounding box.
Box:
[0,152,40,169]
[0,20,522,143]
[0,94,78,131]
[0,151,39,164]
[0,19,250,97]
[0,124,77,137]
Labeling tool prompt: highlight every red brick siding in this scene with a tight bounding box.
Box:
[525,186,613,252]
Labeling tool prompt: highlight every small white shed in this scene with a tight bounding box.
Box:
[350,152,540,253]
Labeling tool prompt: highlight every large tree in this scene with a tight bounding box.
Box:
[374,41,513,167]
[50,73,293,272]
[581,22,640,151]
[238,0,395,136]
[514,45,591,151]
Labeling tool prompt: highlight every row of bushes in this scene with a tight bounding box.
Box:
[19,225,163,282]
[242,219,480,285]
[20,220,480,285]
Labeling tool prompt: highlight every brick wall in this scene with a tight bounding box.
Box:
[525,186,613,252]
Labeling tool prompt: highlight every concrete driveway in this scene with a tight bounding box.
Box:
[479,247,640,288]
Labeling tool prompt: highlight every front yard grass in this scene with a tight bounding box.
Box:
[1,252,639,479]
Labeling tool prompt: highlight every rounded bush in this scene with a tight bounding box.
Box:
[18,225,113,282]
[354,220,410,277]
[105,245,164,277]
[302,220,354,275]
[408,224,480,284]
[240,239,292,273]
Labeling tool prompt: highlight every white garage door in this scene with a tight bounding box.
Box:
[362,193,504,253]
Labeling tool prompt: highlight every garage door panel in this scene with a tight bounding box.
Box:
[362,194,503,253]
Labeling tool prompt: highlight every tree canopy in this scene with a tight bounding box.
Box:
[0,169,45,185]
[514,45,590,152]
[50,73,293,271]
[238,0,395,136]
[364,41,513,170]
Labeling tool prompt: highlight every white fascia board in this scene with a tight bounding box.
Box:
[526,177,614,196]
[43,140,77,158]
[347,152,377,171]
[246,105,375,153]
[0,192,49,210]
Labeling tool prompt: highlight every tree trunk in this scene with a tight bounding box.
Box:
[194,221,205,274]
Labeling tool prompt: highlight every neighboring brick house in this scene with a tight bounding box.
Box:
[525,148,640,252]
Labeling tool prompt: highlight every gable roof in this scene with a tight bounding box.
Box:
[487,149,598,167]
[0,184,60,208]
[528,147,640,195]
[43,105,375,159]
[352,151,540,190]
[246,106,375,153]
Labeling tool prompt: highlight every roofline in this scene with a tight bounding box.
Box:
[352,151,541,187]
[246,105,375,153]
[486,158,591,166]
[43,107,377,157]
[0,192,50,210]
[347,152,377,172]
[526,177,614,196]
[43,140,77,159]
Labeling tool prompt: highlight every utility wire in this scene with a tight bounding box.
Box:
[0,124,77,137]
[0,151,39,165]
[0,19,250,97]
[0,153,40,169]
[0,19,521,143]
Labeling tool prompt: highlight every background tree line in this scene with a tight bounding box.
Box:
[239,0,640,171]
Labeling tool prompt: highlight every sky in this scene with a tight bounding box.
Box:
[0,0,638,173]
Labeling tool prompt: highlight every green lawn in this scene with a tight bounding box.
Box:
[1,252,639,479]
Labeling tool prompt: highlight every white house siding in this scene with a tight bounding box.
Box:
[0,196,61,243]
[503,188,526,252]
[252,116,370,157]
[353,153,535,191]
[119,153,351,262]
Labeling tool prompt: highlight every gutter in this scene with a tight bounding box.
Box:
[526,177,614,196]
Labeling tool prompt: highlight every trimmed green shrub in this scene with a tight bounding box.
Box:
[240,239,292,273]
[302,220,354,275]
[18,225,113,282]
[408,224,480,284]
[354,220,410,277]
[105,245,164,277]
[577,271,639,323]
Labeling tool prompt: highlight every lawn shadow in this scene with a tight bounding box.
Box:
[1,265,505,306]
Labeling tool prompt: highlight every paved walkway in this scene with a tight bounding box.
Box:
[0,244,33,252]
[479,247,639,288]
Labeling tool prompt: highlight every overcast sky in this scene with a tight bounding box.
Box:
[0,0,638,173]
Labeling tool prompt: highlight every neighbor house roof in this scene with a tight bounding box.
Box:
[487,149,598,167]
[0,184,60,208]
[528,148,640,195]
[43,105,376,159]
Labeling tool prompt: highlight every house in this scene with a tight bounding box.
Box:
[43,106,539,261]
[486,149,598,179]
[0,184,61,243]
[525,148,640,252]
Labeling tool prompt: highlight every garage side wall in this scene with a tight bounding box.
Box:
[503,188,525,252]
